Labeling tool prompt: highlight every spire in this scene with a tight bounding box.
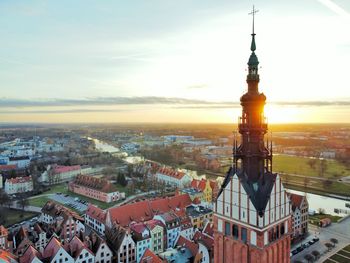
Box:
[247,5,260,82]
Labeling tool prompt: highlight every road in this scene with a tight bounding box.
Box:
[291,216,350,262]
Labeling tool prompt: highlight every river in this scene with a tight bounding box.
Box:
[89,137,350,216]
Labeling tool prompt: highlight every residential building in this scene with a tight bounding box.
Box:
[105,194,192,229]
[288,193,309,240]
[153,212,181,249]
[178,188,203,202]
[8,157,31,169]
[190,179,213,203]
[19,246,42,263]
[154,167,192,189]
[82,232,113,263]
[105,225,136,263]
[140,249,165,263]
[66,236,94,263]
[69,174,125,203]
[41,237,74,263]
[40,164,81,185]
[39,201,85,242]
[186,205,213,230]
[0,226,9,250]
[4,176,33,195]
[145,220,164,255]
[84,204,106,235]
[0,249,18,263]
[130,222,152,263]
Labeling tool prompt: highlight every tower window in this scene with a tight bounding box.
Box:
[225,222,231,236]
[232,225,239,239]
[241,228,247,242]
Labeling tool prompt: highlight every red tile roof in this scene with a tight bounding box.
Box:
[193,231,214,250]
[6,176,32,184]
[140,248,164,263]
[20,245,41,263]
[42,236,62,260]
[191,179,208,192]
[288,193,305,211]
[71,174,116,193]
[85,204,106,223]
[0,165,17,171]
[203,222,214,237]
[0,249,18,263]
[157,167,185,180]
[176,236,198,257]
[107,194,192,227]
[53,165,80,174]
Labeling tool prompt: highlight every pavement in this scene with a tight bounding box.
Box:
[291,216,350,262]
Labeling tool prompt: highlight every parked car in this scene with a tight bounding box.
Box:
[313,237,320,242]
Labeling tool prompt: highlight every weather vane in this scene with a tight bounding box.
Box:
[248,5,259,35]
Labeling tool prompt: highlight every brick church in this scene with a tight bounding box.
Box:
[213,8,292,263]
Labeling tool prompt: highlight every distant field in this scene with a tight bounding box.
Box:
[273,155,349,178]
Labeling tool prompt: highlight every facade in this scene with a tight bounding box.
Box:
[84,204,106,235]
[41,164,81,184]
[213,13,292,263]
[289,193,309,240]
[8,156,31,169]
[145,220,164,255]
[191,179,213,203]
[69,174,125,203]
[4,176,33,195]
[130,222,152,263]
[186,205,213,230]
[154,212,181,249]
[154,167,192,189]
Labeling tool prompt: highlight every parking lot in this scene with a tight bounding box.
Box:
[50,193,88,213]
[291,217,350,262]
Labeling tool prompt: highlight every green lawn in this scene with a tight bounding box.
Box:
[29,182,127,210]
[2,208,39,227]
[273,155,349,178]
[343,244,350,253]
[309,213,342,225]
[330,253,350,263]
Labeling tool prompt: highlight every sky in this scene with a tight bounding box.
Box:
[0,0,349,123]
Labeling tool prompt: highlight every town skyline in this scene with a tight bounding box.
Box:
[0,0,349,123]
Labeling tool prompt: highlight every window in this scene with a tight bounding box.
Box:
[241,228,247,242]
[225,222,230,236]
[232,224,239,239]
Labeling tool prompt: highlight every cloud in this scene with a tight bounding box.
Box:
[186,84,208,90]
[0,97,348,113]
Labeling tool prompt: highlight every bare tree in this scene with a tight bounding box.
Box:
[304,254,314,263]
[311,250,320,260]
[0,190,11,208]
[330,238,338,247]
[325,242,333,251]
[18,198,29,212]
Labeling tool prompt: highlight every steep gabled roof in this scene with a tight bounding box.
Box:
[140,248,164,263]
[288,193,305,211]
[175,236,198,258]
[86,204,106,223]
[218,167,276,216]
[20,245,41,263]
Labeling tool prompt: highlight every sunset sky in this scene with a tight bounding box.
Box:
[0,0,349,123]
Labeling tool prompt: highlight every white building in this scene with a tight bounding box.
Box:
[130,223,152,263]
[155,167,192,189]
[4,176,33,195]
[8,156,31,169]
[84,204,106,235]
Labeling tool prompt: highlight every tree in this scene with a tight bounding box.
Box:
[0,190,11,208]
[307,159,317,170]
[304,254,314,263]
[325,242,333,251]
[322,179,333,190]
[311,250,320,260]
[18,198,29,212]
[117,173,127,187]
[330,238,338,247]
[319,158,328,177]
[318,208,325,214]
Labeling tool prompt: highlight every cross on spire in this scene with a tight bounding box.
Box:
[248,5,259,35]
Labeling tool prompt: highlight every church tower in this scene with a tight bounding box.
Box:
[213,7,291,263]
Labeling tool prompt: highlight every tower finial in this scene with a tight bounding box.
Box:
[248,5,259,51]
